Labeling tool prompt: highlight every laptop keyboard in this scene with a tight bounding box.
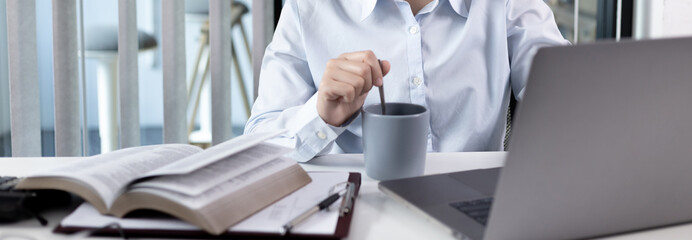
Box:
[449,198,494,226]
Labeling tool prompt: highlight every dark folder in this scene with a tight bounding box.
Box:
[54,172,361,239]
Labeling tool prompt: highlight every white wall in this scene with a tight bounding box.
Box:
[661,0,692,37]
[635,0,692,39]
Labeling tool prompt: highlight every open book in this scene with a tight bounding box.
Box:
[57,172,360,239]
[15,131,311,235]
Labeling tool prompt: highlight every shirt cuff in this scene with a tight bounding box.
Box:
[285,95,348,162]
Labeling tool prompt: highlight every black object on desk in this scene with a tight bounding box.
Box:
[0,176,71,225]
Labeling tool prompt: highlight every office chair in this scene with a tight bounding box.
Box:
[503,91,517,151]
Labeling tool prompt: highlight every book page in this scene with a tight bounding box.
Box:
[133,142,292,196]
[61,172,349,235]
[130,156,297,208]
[61,204,200,231]
[29,144,202,208]
[141,130,287,178]
[230,172,348,234]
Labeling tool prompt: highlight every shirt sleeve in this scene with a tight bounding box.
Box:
[506,0,571,101]
[244,0,347,162]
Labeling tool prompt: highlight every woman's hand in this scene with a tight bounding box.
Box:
[317,50,391,126]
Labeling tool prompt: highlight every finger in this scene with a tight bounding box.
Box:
[322,59,367,98]
[341,50,383,87]
[322,79,357,102]
[376,60,392,86]
[332,68,368,96]
[381,60,391,76]
[329,67,367,96]
[333,60,372,94]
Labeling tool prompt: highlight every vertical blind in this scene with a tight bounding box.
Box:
[0,1,9,156]
[3,0,241,156]
[162,0,187,144]
[209,0,232,145]
[573,0,579,43]
[6,0,41,157]
[251,0,274,100]
[52,0,81,157]
[117,0,140,149]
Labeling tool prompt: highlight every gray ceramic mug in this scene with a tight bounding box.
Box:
[362,103,429,180]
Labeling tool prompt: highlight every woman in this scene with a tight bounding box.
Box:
[245,0,569,162]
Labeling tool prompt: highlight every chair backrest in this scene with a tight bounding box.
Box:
[503,91,517,151]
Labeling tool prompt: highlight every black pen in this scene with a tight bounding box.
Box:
[281,193,341,234]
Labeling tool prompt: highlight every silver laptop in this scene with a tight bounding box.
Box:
[379,37,692,240]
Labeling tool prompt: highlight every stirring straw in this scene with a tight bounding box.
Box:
[378,59,386,115]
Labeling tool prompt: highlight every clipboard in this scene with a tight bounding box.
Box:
[54,172,361,239]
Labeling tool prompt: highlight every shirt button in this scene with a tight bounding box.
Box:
[316,131,327,140]
[413,77,423,86]
[409,26,419,35]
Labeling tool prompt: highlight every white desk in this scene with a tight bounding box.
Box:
[2,153,692,239]
[304,152,505,240]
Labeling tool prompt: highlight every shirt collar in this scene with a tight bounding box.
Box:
[360,0,378,21]
[359,0,470,21]
[448,0,470,18]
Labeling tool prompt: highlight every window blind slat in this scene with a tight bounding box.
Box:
[6,0,41,157]
[78,0,89,155]
[118,0,140,149]
[251,0,274,101]
[574,0,579,43]
[52,0,81,156]
[162,0,187,144]
[0,1,10,155]
[209,0,232,145]
[616,0,622,41]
